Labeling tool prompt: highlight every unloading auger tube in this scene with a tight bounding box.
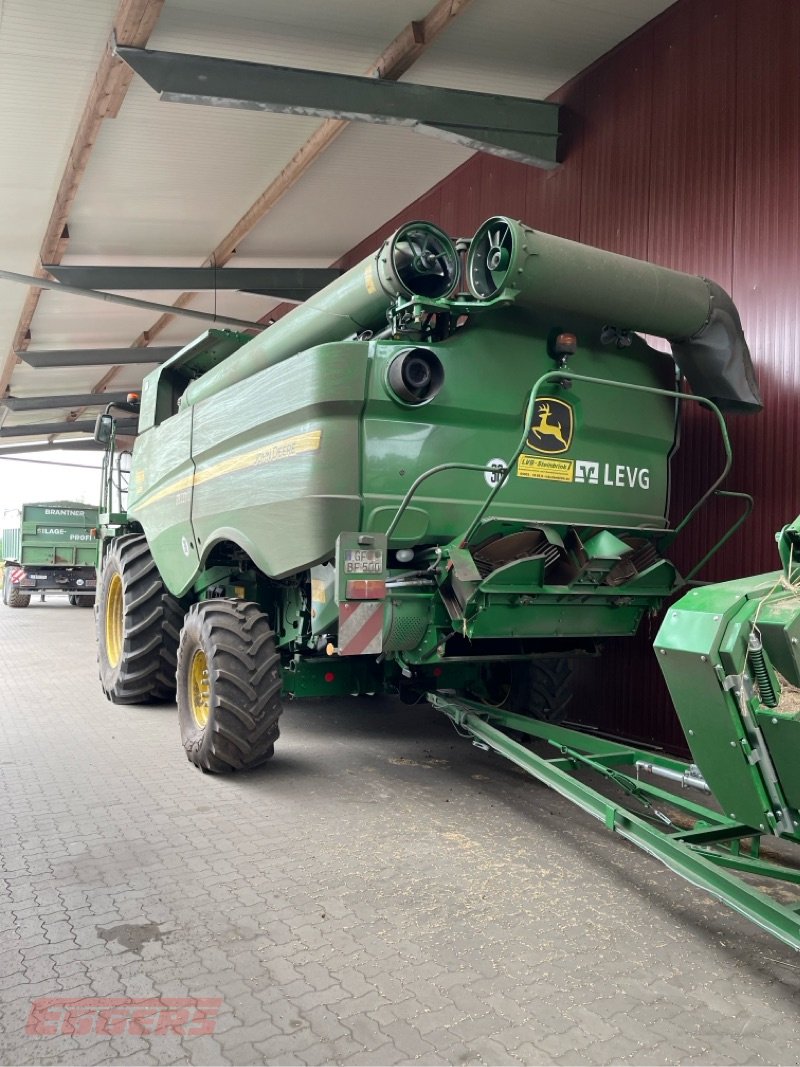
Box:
[467,216,761,412]
[183,220,459,407]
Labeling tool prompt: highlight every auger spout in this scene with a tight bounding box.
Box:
[183,221,459,408]
[467,216,761,412]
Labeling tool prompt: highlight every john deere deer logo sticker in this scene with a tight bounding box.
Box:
[527,398,573,454]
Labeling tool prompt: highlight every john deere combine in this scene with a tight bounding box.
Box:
[95,217,800,949]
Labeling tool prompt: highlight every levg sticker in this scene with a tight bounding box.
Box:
[517,456,574,482]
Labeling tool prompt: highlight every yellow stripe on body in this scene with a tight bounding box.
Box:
[133,429,323,510]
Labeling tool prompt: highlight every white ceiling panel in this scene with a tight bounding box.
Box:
[0,0,115,442]
[68,85,323,258]
[10,361,169,398]
[11,364,120,398]
[29,287,186,349]
[0,0,677,448]
[237,123,470,260]
[405,0,675,95]
[151,0,431,71]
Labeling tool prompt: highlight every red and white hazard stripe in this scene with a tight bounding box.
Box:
[338,601,384,656]
[9,567,26,585]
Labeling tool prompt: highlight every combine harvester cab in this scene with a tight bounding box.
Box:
[94,217,800,950]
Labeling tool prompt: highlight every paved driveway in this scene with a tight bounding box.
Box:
[1,599,799,1065]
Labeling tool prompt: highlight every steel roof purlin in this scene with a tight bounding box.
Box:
[113,42,561,167]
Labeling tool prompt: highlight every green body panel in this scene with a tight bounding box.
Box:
[131,314,680,604]
[129,343,367,593]
[282,654,384,698]
[464,597,645,640]
[127,407,199,593]
[360,314,677,538]
[3,502,98,566]
[758,711,800,810]
[656,583,775,829]
[656,575,800,839]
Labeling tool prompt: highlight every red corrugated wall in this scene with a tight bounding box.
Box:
[335,0,800,751]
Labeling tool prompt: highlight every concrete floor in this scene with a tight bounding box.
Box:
[1,597,799,1066]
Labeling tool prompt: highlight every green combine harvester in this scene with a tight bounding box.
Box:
[95,217,800,949]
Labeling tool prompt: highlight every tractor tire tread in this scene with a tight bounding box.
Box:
[511,657,573,723]
[177,599,282,774]
[97,535,182,704]
[4,582,31,608]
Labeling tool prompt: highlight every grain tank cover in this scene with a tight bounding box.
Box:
[467,216,761,413]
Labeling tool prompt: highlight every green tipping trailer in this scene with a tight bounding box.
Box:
[93,217,800,949]
[2,501,98,608]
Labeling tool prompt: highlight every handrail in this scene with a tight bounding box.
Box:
[381,371,745,581]
[683,490,754,582]
[459,370,731,546]
[385,463,506,540]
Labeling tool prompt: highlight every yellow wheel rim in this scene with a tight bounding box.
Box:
[189,648,211,728]
[105,572,124,669]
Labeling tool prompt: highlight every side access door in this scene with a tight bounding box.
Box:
[126,402,201,597]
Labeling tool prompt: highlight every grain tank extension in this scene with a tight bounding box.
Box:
[95,218,800,949]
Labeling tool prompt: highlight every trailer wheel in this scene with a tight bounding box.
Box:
[96,534,183,704]
[176,599,282,773]
[3,579,30,609]
[510,658,573,724]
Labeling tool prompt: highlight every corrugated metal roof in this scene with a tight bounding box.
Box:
[406,0,674,95]
[0,0,115,437]
[0,0,675,446]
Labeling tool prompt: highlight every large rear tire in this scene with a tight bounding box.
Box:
[510,657,573,723]
[177,599,282,773]
[96,534,183,704]
[475,657,573,724]
[3,578,30,609]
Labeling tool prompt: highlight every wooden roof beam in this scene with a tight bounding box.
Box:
[90,0,475,396]
[0,0,166,398]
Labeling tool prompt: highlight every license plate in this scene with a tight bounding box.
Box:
[344,549,383,574]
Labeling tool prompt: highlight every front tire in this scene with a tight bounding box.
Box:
[96,535,183,704]
[177,599,282,773]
